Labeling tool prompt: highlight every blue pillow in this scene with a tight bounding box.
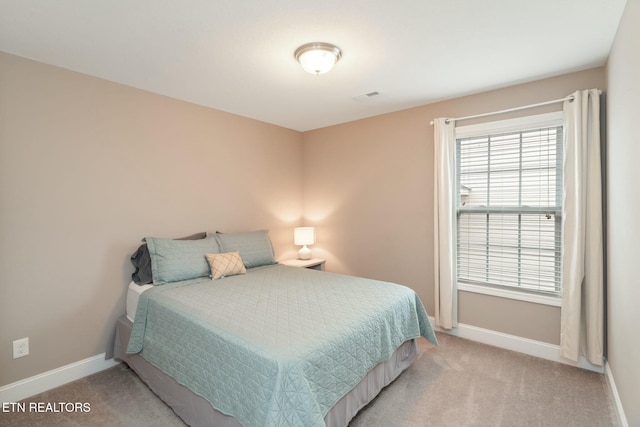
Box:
[145,235,221,285]
[214,230,276,269]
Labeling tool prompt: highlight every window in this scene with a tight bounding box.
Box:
[455,113,563,302]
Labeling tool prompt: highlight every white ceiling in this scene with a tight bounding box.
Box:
[0,0,627,131]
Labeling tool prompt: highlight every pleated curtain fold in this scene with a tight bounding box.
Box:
[433,118,457,330]
[560,89,604,366]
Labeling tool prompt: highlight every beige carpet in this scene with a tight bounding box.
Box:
[2,333,620,427]
[350,334,619,427]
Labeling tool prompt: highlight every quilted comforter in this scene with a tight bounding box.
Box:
[127,264,437,427]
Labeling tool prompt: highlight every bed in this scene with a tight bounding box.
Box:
[114,230,437,427]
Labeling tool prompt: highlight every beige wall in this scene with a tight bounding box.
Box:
[303,67,605,346]
[0,52,303,386]
[606,0,640,424]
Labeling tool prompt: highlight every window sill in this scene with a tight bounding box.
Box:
[457,282,562,307]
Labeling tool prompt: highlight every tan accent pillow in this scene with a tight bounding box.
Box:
[206,251,247,280]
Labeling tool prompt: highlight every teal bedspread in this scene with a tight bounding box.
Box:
[127,264,437,427]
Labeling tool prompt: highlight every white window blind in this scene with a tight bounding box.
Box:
[456,116,563,295]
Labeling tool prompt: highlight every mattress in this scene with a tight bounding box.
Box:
[125,281,153,322]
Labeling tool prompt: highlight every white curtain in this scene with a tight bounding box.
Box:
[560,89,604,366]
[433,118,457,329]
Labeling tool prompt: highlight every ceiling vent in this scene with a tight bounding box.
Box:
[353,91,384,103]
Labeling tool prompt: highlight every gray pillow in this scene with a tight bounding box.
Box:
[214,230,276,269]
[145,235,221,285]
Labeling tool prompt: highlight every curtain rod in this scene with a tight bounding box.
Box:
[429,95,576,126]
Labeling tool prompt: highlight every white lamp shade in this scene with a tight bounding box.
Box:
[294,227,316,246]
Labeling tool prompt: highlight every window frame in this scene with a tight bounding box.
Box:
[454,112,564,307]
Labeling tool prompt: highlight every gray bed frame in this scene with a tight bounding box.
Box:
[114,315,418,427]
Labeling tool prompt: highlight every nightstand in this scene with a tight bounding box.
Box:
[280,258,326,271]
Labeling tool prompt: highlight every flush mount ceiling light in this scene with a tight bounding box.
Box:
[294,42,342,75]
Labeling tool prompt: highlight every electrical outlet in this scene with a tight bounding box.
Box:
[13,337,29,359]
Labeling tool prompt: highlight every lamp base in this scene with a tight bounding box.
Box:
[298,245,312,260]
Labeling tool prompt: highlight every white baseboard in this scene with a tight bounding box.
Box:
[429,317,604,373]
[605,362,629,427]
[0,354,120,403]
